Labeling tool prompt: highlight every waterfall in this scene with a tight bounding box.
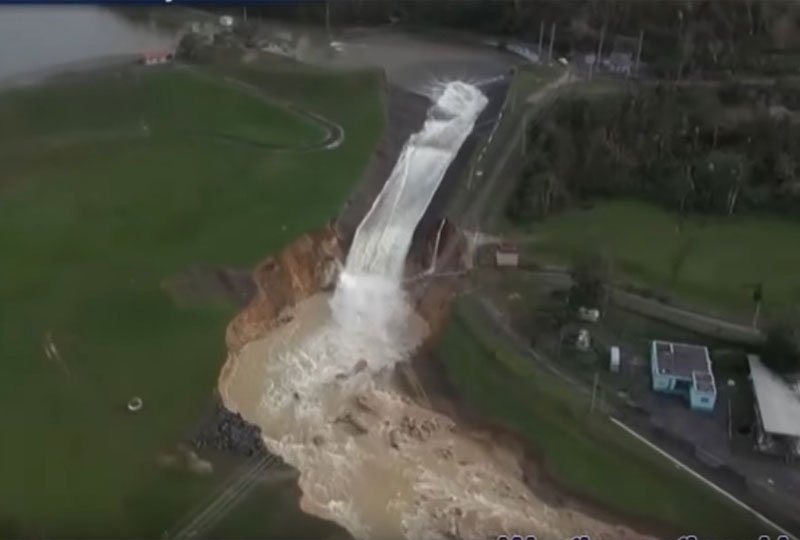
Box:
[331,82,487,346]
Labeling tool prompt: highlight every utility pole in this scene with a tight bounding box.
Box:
[727,396,733,440]
[467,160,475,191]
[752,283,763,329]
[597,24,606,76]
[521,108,532,157]
[590,372,599,413]
[548,22,556,64]
[538,21,545,59]
[590,24,606,82]
[242,6,247,23]
[325,1,331,38]
[507,67,517,113]
[634,30,644,76]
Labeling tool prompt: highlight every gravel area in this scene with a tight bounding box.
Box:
[190,398,266,457]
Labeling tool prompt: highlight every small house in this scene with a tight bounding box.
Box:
[495,243,519,268]
[651,340,717,412]
[140,51,173,66]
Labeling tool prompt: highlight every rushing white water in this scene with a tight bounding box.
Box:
[330,81,487,353]
[341,81,487,279]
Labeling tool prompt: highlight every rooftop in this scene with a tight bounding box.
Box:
[653,340,711,379]
[692,371,716,394]
[748,355,800,438]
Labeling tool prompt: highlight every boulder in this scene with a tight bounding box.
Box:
[389,429,401,449]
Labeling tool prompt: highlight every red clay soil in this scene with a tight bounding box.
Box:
[224,222,343,355]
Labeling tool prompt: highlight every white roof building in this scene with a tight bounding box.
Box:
[748,354,800,438]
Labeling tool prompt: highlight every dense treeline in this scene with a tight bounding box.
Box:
[243,1,800,77]
[508,82,800,222]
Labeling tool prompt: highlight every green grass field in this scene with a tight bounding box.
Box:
[514,199,800,315]
[0,62,382,538]
[437,297,764,539]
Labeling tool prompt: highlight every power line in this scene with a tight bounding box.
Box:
[167,453,280,539]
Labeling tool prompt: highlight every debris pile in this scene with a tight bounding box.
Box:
[191,400,265,456]
[399,414,444,442]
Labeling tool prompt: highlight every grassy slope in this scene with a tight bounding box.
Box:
[0,68,322,146]
[516,199,800,314]
[0,63,382,537]
[437,297,763,539]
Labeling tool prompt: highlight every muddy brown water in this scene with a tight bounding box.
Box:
[408,343,682,540]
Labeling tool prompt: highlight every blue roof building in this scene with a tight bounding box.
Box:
[651,340,717,412]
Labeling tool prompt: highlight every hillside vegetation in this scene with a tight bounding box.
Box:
[0,62,382,538]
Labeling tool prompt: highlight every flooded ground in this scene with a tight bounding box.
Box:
[220,292,651,540]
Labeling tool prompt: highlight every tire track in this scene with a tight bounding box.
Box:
[6,64,346,159]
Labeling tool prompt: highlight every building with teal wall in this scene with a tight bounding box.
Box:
[651,340,717,412]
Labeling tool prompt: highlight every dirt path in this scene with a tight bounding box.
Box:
[180,65,346,152]
[511,266,764,345]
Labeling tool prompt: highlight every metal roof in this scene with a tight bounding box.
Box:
[748,355,800,438]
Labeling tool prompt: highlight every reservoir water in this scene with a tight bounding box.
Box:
[0,6,176,83]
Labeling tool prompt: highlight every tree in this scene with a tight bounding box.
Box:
[761,321,800,374]
[568,251,610,310]
[176,32,211,63]
[233,21,258,47]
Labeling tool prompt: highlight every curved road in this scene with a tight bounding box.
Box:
[5,62,346,157]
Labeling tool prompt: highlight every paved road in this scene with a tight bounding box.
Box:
[523,267,764,345]
[442,63,798,538]
[4,61,347,160]
[179,65,346,152]
[471,293,800,538]
[464,69,573,229]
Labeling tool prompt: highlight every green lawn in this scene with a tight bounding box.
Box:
[516,198,800,314]
[0,68,323,148]
[0,62,382,538]
[507,64,563,109]
[437,297,764,539]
